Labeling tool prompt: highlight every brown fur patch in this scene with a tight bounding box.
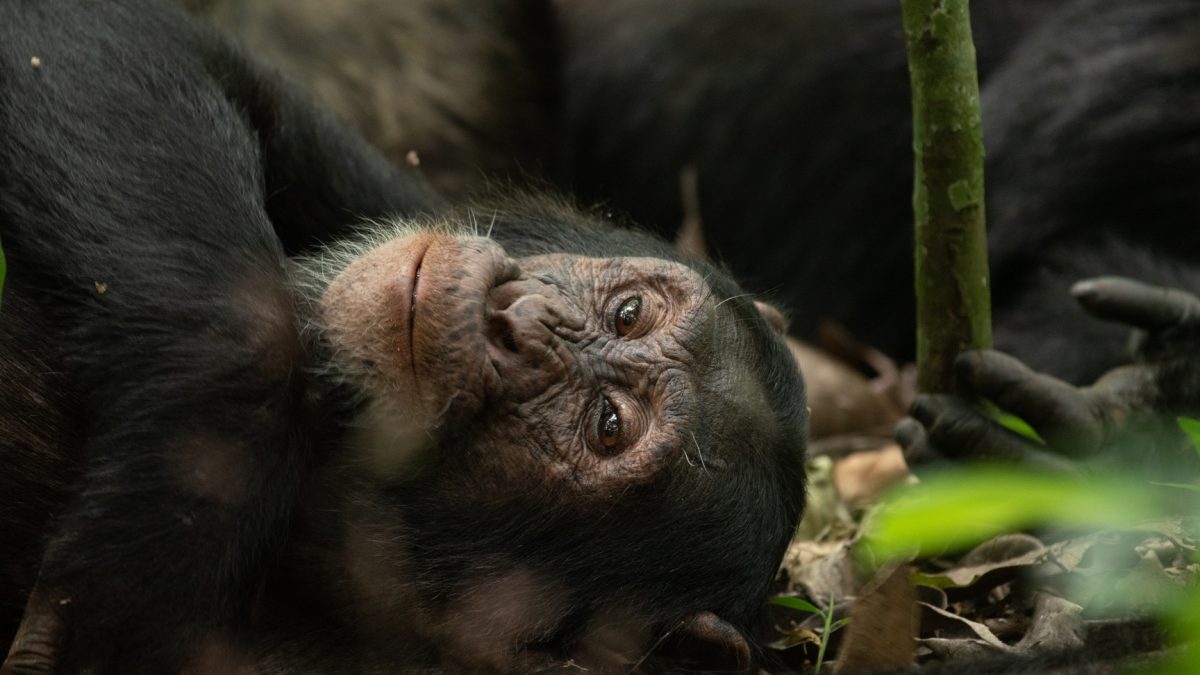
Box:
[231,278,302,383]
[570,607,653,671]
[166,435,249,505]
[440,568,570,671]
[339,509,428,643]
[181,633,257,675]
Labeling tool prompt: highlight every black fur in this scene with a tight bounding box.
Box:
[981,0,1200,383]
[0,1,808,670]
[0,0,435,666]
[554,0,1200,385]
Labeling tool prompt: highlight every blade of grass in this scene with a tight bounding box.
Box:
[770,596,822,614]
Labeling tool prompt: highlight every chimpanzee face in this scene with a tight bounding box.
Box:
[295,211,807,671]
[318,229,763,494]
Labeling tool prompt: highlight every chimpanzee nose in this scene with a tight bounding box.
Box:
[486,279,583,382]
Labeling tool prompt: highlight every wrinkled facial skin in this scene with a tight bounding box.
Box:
[319,230,718,493]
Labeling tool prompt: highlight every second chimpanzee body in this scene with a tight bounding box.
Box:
[0,1,807,671]
[554,0,1200,387]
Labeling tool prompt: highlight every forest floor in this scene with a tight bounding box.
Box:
[767,338,1195,673]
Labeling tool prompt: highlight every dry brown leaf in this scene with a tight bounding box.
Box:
[960,533,1045,566]
[833,564,917,673]
[917,636,1007,661]
[794,456,856,541]
[910,534,1047,596]
[833,443,910,506]
[918,602,1010,651]
[781,541,858,608]
[789,339,902,439]
[767,626,822,651]
[1014,593,1085,653]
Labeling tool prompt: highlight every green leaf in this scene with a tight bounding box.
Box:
[978,400,1045,443]
[860,466,1164,561]
[770,596,822,614]
[979,400,1044,443]
[1177,417,1200,458]
[994,413,1044,443]
[1146,584,1200,675]
[828,618,852,633]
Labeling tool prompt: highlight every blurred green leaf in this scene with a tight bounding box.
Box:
[1178,417,1200,458]
[980,400,1045,443]
[861,466,1163,561]
[994,413,1044,443]
[1141,583,1200,675]
[770,596,822,614]
[1149,481,1200,492]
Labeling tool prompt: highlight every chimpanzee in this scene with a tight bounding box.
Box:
[0,1,807,672]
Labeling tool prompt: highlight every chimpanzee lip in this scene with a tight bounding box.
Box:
[406,237,432,385]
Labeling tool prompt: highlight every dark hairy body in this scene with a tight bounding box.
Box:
[0,1,807,672]
[552,0,1200,389]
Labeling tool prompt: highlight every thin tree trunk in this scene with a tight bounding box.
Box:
[902,0,992,395]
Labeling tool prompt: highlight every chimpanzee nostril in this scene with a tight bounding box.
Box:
[486,288,582,380]
[488,313,522,354]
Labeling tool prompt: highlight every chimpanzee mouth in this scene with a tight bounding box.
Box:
[406,238,431,382]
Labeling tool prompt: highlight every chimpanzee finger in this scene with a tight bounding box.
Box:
[1071,277,1200,330]
[895,417,942,469]
[954,351,1103,453]
[909,395,1078,473]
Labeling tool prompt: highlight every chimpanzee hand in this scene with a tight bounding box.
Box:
[897,277,1200,477]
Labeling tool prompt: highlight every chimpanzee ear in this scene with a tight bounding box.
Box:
[656,611,753,672]
[754,300,790,335]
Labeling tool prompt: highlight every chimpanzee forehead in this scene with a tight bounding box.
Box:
[515,252,702,280]
[513,253,739,366]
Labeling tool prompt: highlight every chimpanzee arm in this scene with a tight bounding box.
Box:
[898,277,1200,478]
[202,36,443,254]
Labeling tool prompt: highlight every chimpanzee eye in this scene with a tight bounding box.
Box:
[597,397,622,452]
[614,296,642,337]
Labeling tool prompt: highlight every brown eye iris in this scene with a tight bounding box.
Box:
[615,296,642,337]
[597,397,622,451]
